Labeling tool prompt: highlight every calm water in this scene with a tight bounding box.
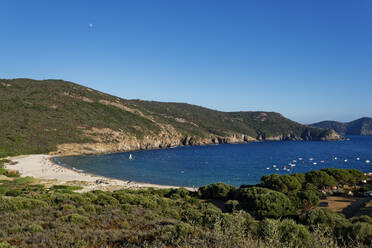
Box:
[53,136,372,187]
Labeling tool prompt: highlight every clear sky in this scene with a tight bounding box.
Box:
[1,0,371,124]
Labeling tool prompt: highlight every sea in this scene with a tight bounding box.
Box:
[53,136,372,187]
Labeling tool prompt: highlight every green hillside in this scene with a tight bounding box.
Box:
[311,118,372,136]
[0,78,341,157]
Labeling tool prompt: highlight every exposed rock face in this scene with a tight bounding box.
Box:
[51,128,342,156]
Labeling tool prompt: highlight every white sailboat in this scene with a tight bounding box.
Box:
[129,154,133,160]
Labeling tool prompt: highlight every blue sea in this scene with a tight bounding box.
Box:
[53,136,372,187]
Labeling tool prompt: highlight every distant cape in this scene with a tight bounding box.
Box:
[311,117,372,136]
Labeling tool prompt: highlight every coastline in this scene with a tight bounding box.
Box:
[4,154,195,192]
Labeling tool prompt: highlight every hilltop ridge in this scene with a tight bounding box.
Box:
[0,78,342,157]
[311,118,372,136]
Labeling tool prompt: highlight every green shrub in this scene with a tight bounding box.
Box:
[0,168,7,175]
[50,185,83,191]
[4,171,20,177]
[352,215,372,225]
[64,214,90,225]
[305,171,337,188]
[299,208,350,230]
[26,223,44,233]
[93,193,119,206]
[261,174,301,194]
[0,197,47,211]
[174,223,193,238]
[5,189,22,197]
[198,182,235,200]
[234,187,295,219]
[297,190,320,209]
[165,187,190,199]
[258,218,312,247]
[224,199,239,212]
[0,242,17,248]
[344,222,372,246]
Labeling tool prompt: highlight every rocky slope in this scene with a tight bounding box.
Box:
[311,118,372,136]
[0,78,342,157]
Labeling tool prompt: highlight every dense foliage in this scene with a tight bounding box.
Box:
[1,158,371,248]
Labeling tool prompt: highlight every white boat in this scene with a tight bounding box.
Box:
[344,159,348,163]
[320,160,325,163]
[309,158,314,161]
[129,154,133,160]
[313,162,317,165]
[357,157,360,161]
[366,160,371,164]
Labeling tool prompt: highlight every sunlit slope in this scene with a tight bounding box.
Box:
[0,78,341,156]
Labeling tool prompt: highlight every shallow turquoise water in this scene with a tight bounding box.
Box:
[53,136,372,187]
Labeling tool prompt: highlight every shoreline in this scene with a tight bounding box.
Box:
[4,154,195,192]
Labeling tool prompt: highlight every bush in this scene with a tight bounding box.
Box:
[261,174,301,194]
[299,208,350,230]
[297,190,320,209]
[344,222,372,246]
[258,218,312,247]
[0,242,17,248]
[0,197,47,211]
[26,223,44,233]
[352,215,372,225]
[64,214,90,225]
[305,171,337,188]
[234,187,295,219]
[50,185,83,191]
[198,182,235,200]
[224,199,239,212]
[165,187,190,199]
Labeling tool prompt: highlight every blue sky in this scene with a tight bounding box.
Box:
[1,0,371,124]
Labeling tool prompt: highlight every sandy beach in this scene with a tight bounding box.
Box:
[4,154,192,192]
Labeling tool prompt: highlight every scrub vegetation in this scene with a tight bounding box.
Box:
[1,159,371,248]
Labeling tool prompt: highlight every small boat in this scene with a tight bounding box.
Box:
[266,167,270,170]
[309,158,314,161]
[320,160,325,163]
[344,159,348,163]
[272,165,277,168]
[357,157,360,161]
[313,162,317,165]
[334,157,338,160]
[366,160,371,164]
[298,158,303,161]
[129,154,133,160]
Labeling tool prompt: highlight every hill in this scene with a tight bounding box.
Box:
[0,78,342,157]
[311,118,372,136]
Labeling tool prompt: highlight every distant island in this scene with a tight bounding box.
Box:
[0,78,342,157]
[311,118,372,136]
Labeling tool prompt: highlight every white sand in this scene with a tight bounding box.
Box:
[4,154,194,192]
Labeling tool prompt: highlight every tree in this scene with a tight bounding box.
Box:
[198,182,235,200]
[305,171,337,188]
[297,190,320,210]
[261,174,301,194]
[234,187,296,219]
